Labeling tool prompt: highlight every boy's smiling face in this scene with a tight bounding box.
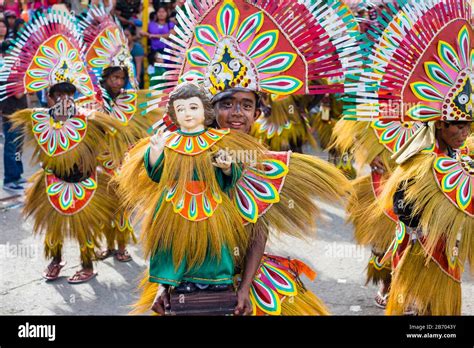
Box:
[214,91,261,134]
[48,94,76,122]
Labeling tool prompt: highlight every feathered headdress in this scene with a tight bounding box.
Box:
[141,0,365,114]
[78,5,137,89]
[0,9,94,100]
[344,0,473,123]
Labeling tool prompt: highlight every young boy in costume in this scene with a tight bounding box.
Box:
[0,10,123,283]
[120,0,364,316]
[77,5,164,262]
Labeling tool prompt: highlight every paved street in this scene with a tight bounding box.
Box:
[0,142,473,315]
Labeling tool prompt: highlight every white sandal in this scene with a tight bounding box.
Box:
[374,291,388,309]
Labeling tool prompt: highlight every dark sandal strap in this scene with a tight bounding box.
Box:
[45,261,65,278]
[116,249,131,261]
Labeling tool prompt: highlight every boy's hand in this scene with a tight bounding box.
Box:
[370,155,386,174]
[151,284,171,315]
[234,287,253,316]
[212,149,232,175]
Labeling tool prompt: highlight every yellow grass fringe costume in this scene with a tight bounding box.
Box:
[10,107,121,264]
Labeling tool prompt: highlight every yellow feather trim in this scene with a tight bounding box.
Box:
[256,153,353,240]
[379,153,474,269]
[348,175,396,251]
[24,169,116,262]
[386,241,461,315]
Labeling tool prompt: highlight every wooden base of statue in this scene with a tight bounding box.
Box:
[165,288,237,316]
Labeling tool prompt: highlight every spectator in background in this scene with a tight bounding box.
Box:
[115,0,142,28]
[147,51,166,89]
[146,7,174,56]
[169,0,186,25]
[0,21,6,96]
[2,0,22,17]
[0,41,27,193]
[123,25,145,88]
[27,0,45,11]
[6,18,25,41]
[4,10,16,40]
[0,20,7,44]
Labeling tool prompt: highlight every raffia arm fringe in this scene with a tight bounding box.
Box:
[381,154,473,268]
[8,109,45,167]
[366,260,392,286]
[330,120,370,154]
[259,153,353,240]
[281,286,330,316]
[251,95,318,151]
[252,121,316,152]
[112,137,154,217]
[348,175,397,250]
[330,120,394,173]
[386,242,461,315]
[129,271,159,315]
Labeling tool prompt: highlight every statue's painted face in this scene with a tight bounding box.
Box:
[173,96,206,132]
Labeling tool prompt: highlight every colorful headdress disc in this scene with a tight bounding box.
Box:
[79,6,137,89]
[344,0,473,123]
[404,22,473,122]
[182,1,303,97]
[26,35,93,96]
[142,0,364,114]
[0,10,93,99]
